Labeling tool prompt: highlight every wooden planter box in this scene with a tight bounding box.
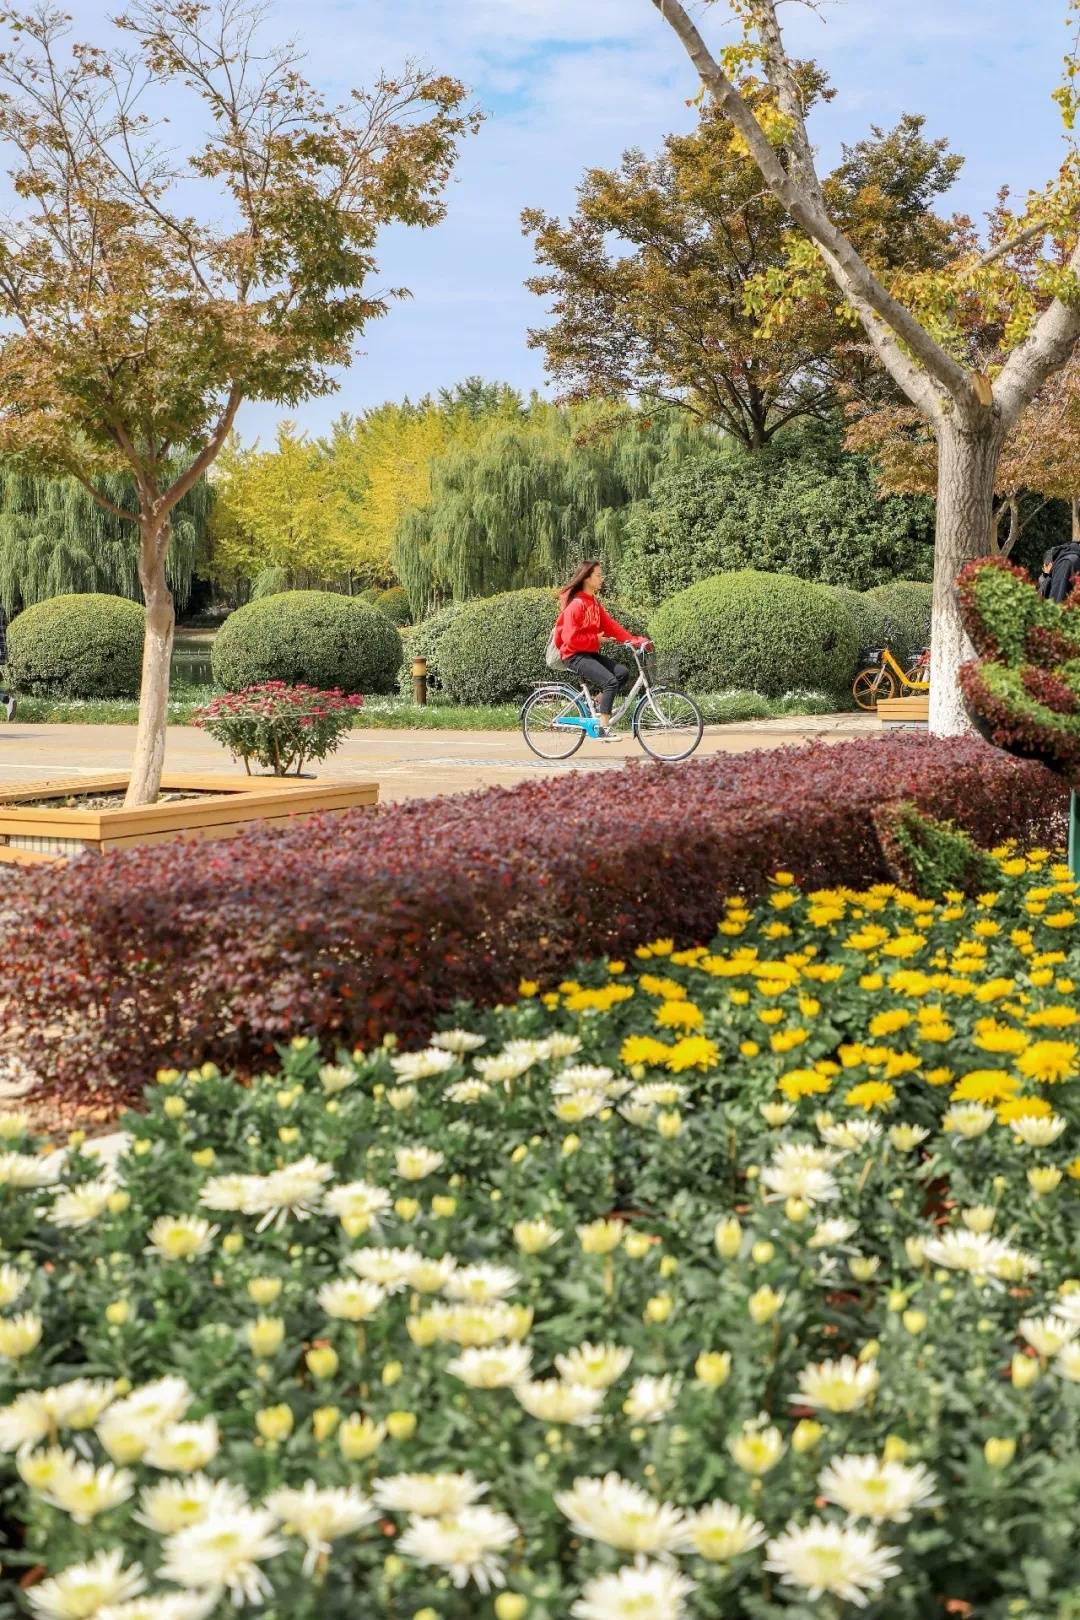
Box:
[0,773,379,865]
[877,695,929,727]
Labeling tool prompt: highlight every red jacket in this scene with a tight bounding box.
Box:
[554,594,639,658]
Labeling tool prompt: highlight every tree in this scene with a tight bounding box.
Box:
[210,427,353,593]
[523,89,963,450]
[0,2,477,803]
[651,0,1080,735]
[0,465,210,617]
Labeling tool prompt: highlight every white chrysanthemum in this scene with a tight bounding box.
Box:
[0,1262,29,1308]
[0,1151,64,1189]
[0,1312,42,1359]
[405,1254,457,1293]
[324,1180,392,1228]
[136,1474,249,1534]
[679,1501,766,1562]
[620,1103,657,1128]
[818,1453,939,1523]
[243,1156,335,1229]
[159,1506,286,1604]
[888,1123,930,1150]
[108,1377,192,1429]
[571,1558,696,1620]
[765,1517,901,1604]
[793,1356,879,1414]
[473,1053,535,1084]
[37,1456,135,1524]
[431,1029,486,1054]
[199,1175,256,1213]
[318,1063,356,1094]
[513,1217,561,1253]
[397,1504,518,1591]
[942,1103,996,1138]
[445,1080,493,1104]
[318,1277,387,1322]
[373,1472,488,1516]
[555,1343,633,1390]
[514,1379,604,1426]
[145,1215,218,1262]
[807,1218,858,1249]
[631,1082,687,1107]
[444,1263,519,1303]
[1010,1113,1068,1147]
[728,1420,786,1476]
[96,1595,219,1620]
[556,1064,614,1092]
[143,1418,219,1473]
[1054,1342,1080,1381]
[922,1230,1039,1280]
[761,1143,840,1205]
[446,1342,532,1389]
[1019,1314,1079,1357]
[49,1179,115,1229]
[265,1482,376,1571]
[0,1380,116,1451]
[17,1445,78,1495]
[394,1145,445,1180]
[348,1246,420,1291]
[623,1374,680,1424]
[819,1119,882,1150]
[416,1301,533,1347]
[390,1047,457,1082]
[25,1550,145,1619]
[960,1205,996,1232]
[552,1093,606,1123]
[1052,1291,1080,1328]
[539,1033,582,1061]
[555,1474,685,1554]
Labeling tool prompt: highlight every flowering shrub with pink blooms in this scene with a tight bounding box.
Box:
[194,684,364,777]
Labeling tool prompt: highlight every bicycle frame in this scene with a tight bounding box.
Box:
[546,645,660,734]
[861,647,929,698]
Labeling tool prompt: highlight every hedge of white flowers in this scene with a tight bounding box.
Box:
[3,847,1080,1620]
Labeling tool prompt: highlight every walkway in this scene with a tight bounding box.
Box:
[0,712,879,801]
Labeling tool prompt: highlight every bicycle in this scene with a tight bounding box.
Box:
[851,645,930,711]
[521,642,704,763]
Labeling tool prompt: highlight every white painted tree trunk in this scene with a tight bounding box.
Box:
[126,516,174,808]
[929,419,1004,737]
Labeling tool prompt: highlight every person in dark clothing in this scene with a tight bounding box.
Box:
[1045,541,1080,603]
[0,607,15,722]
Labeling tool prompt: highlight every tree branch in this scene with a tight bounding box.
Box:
[651,0,979,418]
[70,469,139,525]
[160,384,243,513]
[975,218,1048,270]
[995,232,1080,423]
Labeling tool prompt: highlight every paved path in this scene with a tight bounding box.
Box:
[0,713,879,802]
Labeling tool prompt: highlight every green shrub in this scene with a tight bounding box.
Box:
[374,585,411,626]
[5,593,144,698]
[616,423,935,606]
[212,590,402,695]
[650,569,860,697]
[874,801,1001,898]
[396,602,468,697]
[863,579,934,664]
[823,586,892,659]
[438,590,649,705]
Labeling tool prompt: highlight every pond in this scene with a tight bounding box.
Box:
[171,629,215,689]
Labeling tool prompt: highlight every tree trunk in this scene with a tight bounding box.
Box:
[126,515,174,808]
[929,418,1005,737]
[1072,496,1080,544]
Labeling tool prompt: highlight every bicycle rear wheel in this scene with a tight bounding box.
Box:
[521,686,588,760]
[852,668,895,709]
[633,688,704,761]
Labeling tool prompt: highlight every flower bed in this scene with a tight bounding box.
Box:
[4,850,1080,1617]
[3,735,1065,1107]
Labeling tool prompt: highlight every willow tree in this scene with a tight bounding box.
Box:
[652,0,1080,735]
[0,466,210,617]
[392,401,702,614]
[0,2,477,803]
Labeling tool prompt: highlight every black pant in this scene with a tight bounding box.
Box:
[566,652,629,716]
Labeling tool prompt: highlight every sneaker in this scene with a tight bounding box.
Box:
[3,695,14,723]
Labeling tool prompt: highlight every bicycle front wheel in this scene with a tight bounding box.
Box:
[852,668,895,710]
[634,688,704,762]
[521,686,588,760]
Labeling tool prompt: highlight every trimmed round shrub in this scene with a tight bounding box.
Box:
[438,590,649,706]
[5,593,144,698]
[863,580,933,664]
[397,602,468,697]
[212,590,402,695]
[374,586,411,626]
[824,587,893,662]
[650,570,860,697]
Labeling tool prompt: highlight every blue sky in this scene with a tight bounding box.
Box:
[64,1,1075,441]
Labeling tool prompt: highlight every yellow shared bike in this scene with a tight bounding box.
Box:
[851,645,930,710]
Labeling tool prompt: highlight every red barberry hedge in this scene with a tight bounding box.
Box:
[2,734,1065,1105]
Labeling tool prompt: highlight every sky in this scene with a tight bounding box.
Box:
[59,0,1075,442]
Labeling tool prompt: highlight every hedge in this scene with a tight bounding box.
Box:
[437,588,648,705]
[823,586,892,661]
[396,601,468,697]
[212,590,402,695]
[649,570,859,697]
[4,734,1064,1107]
[863,580,934,665]
[4,593,145,698]
[374,585,411,626]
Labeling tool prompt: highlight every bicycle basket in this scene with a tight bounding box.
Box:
[859,647,884,666]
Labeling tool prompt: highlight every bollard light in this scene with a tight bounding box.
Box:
[411,656,428,707]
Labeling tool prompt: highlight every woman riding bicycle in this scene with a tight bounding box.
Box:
[553,560,650,737]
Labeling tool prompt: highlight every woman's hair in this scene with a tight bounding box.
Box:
[559,559,601,608]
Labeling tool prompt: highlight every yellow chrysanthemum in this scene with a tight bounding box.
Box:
[778,1069,832,1101]
[972,1020,1029,1055]
[996,1094,1053,1123]
[1026,1005,1079,1029]
[950,1070,1019,1105]
[665,1037,719,1073]
[655,1001,704,1031]
[868,1010,912,1038]
[844,1081,896,1111]
[620,1036,674,1068]
[1016,1041,1079,1085]
[639,975,687,1001]
[771,1028,809,1054]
